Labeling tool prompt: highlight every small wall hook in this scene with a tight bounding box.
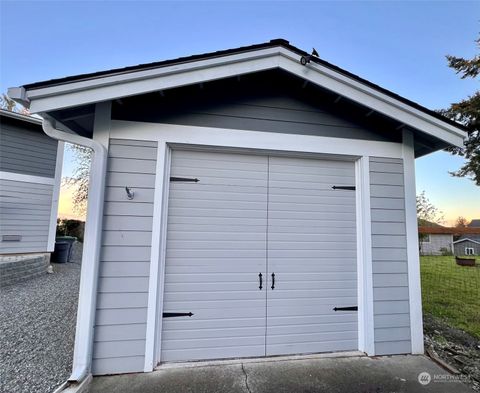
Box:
[125,186,135,200]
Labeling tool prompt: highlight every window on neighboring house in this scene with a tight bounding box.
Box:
[422,234,430,243]
[465,247,475,256]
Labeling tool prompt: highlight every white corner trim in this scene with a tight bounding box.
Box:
[0,170,55,185]
[41,101,110,382]
[110,121,404,159]
[355,156,375,355]
[48,141,65,252]
[144,142,171,371]
[402,129,424,354]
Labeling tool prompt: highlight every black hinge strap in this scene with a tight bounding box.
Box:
[170,177,199,182]
[163,312,194,318]
[333,306,358,311]
[332,186,356,190]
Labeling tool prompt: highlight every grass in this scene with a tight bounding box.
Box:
[420,255,480,338]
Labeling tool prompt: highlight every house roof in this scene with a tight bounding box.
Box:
[17,39,467,134]
[468,219,480,228]
[0,108,42,126]
[418,226,480,235]
[8,39,466,151]
[453,238,480,245]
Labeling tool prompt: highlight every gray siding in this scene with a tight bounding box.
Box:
[114,95,394,142]
[0,179,53,254]
[453,239,480,256]
[92,139,157,375]
[0,120,58,178]
[370,157,411,355]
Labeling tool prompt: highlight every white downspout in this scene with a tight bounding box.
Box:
[42,116,107,383]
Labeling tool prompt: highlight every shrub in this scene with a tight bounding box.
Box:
[56,219,85,242]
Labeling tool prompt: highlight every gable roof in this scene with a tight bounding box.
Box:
[453,238,480,245]
[468,219,480,228]
[0,108,42,126]
[8,39,466,149]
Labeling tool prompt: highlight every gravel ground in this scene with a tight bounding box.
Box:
[424,314,480,392]
[0,262,80,393]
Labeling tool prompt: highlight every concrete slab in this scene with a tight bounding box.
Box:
[89,355,473,393]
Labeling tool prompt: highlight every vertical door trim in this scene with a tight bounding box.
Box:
[356,156,375,355]
[144,141,171,371]
[402,129,424,354]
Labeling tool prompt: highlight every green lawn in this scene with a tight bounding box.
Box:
[420,255,480,338]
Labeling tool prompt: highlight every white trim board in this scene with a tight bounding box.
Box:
[141,140,378,368]
[48,141,65,252]
[144,143,171,372]
[110,121,405,159]
[355,156,374,356]
[17,45,465,147]
[0,170,55,185]
[402,129,424,354]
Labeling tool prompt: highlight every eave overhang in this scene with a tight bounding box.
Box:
[8,40,467,149]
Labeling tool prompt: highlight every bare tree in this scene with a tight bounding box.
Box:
[65,143,92,216]
[455,216,469,228]
[416,191,444,225]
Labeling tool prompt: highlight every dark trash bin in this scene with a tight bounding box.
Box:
[52,242,70,263]
[56,236,77,262]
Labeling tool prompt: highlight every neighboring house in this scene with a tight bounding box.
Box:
[453,221,480,256]
[9,39,467,386]
[418,226,454,256]
[0,109,63,255]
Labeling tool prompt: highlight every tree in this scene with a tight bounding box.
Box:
[0,93,17,111]
[441,36,480,186]
[416,191,444,226]
[454,216,469,228]
[65,143,92,215]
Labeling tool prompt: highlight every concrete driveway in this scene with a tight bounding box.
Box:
[89,354,473,393]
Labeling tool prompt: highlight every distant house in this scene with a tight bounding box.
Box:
[0,109,63,255]
[418,226,454,255]
[453,220,480,256]
[419,222,480,256]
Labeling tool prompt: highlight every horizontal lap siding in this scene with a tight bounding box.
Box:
[114,95,391,142]
[93,139,157,375]
[0,179,52,253]
[369,157,411,355]
[0,121,58,178]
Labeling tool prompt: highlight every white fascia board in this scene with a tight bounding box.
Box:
[27,48,281,112]
[276,50,465,147]
[0,107,42,125]
[24,46,465,147]
[453,238,480,245]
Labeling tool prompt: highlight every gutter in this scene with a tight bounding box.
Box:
[42,116,107,385]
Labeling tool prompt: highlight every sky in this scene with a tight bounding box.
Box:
[1,1,479,224]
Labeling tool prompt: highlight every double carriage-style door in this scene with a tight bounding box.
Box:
[160,149,358,362]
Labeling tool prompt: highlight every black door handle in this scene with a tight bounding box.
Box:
[259,273,263,290]
[271,273,275,290]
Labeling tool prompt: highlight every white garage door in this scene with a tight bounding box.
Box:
[161,150,357,362]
